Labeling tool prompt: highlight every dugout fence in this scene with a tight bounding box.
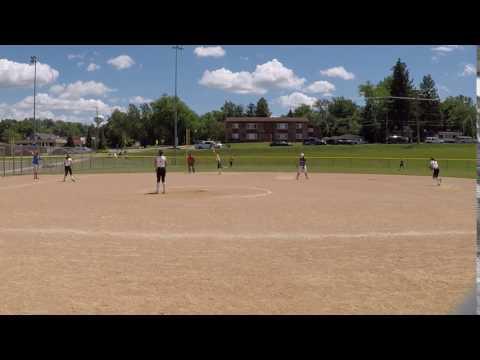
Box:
[0,153,476,178]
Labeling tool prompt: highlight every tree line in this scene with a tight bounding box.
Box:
[0,59,476,148]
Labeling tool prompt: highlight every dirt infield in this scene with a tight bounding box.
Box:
[0,172,476,314]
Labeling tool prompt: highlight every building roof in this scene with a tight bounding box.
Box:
[225,117,308,123]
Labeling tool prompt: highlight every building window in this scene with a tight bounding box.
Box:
[276,133,288,140]
[296,133,303,140]
[276,123,288,130]
[231,133,239,140]
[296,123,303,129]
[246,123,257,130]
[232,123,239,129]
[308,127,314,133]
[246,133,258,140]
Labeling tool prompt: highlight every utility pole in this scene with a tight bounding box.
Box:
[415,95,421,144]
[30,56,38,145]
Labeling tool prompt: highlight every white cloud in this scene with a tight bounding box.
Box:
[431,45,463,53]
[304,80,335,94]
[477,78,480,97]
[199,68,263,94]
[199,58,305,94]
[320,66,355,80]
[107,55,135,70]
[460,64,475,76]
[49,81,114,100]
[67,54,84,60]
[194,46,226,58]
[0,93,124,123]
[277,92,317,109]
[129,96,152,104]
[86,63,101,72]
[0,59,59,88]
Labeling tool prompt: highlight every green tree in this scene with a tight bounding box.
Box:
[440,95,476,137]
[293,104,313,118]
[389,59,414,134]
[255,97,271,117]
[417,74,441,137]
[221,101,244,119]
[197,112,225,141]
[358,78,392,142]
[327,97,360,136]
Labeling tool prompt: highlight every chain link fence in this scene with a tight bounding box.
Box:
[0,153,476,178]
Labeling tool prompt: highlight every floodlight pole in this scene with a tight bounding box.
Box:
[172,45,183,149]
[30,56,38,145]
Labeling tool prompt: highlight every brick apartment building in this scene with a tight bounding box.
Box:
[225,117,315,142]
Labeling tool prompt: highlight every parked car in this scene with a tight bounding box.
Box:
[455,136,475,144]
[387,135,409,144]
[425,137,444,144]
[194,140,222,149]
[303,137,326,145]
[270,141,291,146]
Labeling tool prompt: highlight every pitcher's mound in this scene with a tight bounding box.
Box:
[145,186,272,199]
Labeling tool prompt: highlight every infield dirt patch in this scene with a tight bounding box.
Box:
[0,172,475,314]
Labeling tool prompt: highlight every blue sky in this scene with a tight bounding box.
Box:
[0,45,476,123]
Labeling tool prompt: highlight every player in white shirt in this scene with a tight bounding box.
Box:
[63,154,76,182]
[215,151,222,175]
[429,157,441,186]
[155,150,167,194]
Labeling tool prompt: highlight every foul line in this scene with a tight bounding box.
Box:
[0,228,474,240]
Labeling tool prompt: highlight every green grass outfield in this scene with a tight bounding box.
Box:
[1,143,476,178]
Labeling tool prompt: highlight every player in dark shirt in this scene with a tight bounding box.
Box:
[296,153,309,180]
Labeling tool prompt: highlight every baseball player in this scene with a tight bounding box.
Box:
[296,153,309,180]
[155,150,167,194]
[429,157,441,186]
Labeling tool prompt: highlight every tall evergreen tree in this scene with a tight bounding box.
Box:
[418,74,441,136]
[389,59,414,134]
[255,97,271,117]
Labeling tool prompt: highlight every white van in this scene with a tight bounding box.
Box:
[425,137,444,144]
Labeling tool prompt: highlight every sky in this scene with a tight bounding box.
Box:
[0,45,476,124]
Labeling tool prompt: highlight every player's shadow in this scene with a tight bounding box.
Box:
[145,192,159,195]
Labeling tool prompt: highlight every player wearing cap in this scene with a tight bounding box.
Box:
[429,157,441,186]
[63,153,76,182]
[155,150,167,194]
[32,150,41,180]
[296,153,309,180]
